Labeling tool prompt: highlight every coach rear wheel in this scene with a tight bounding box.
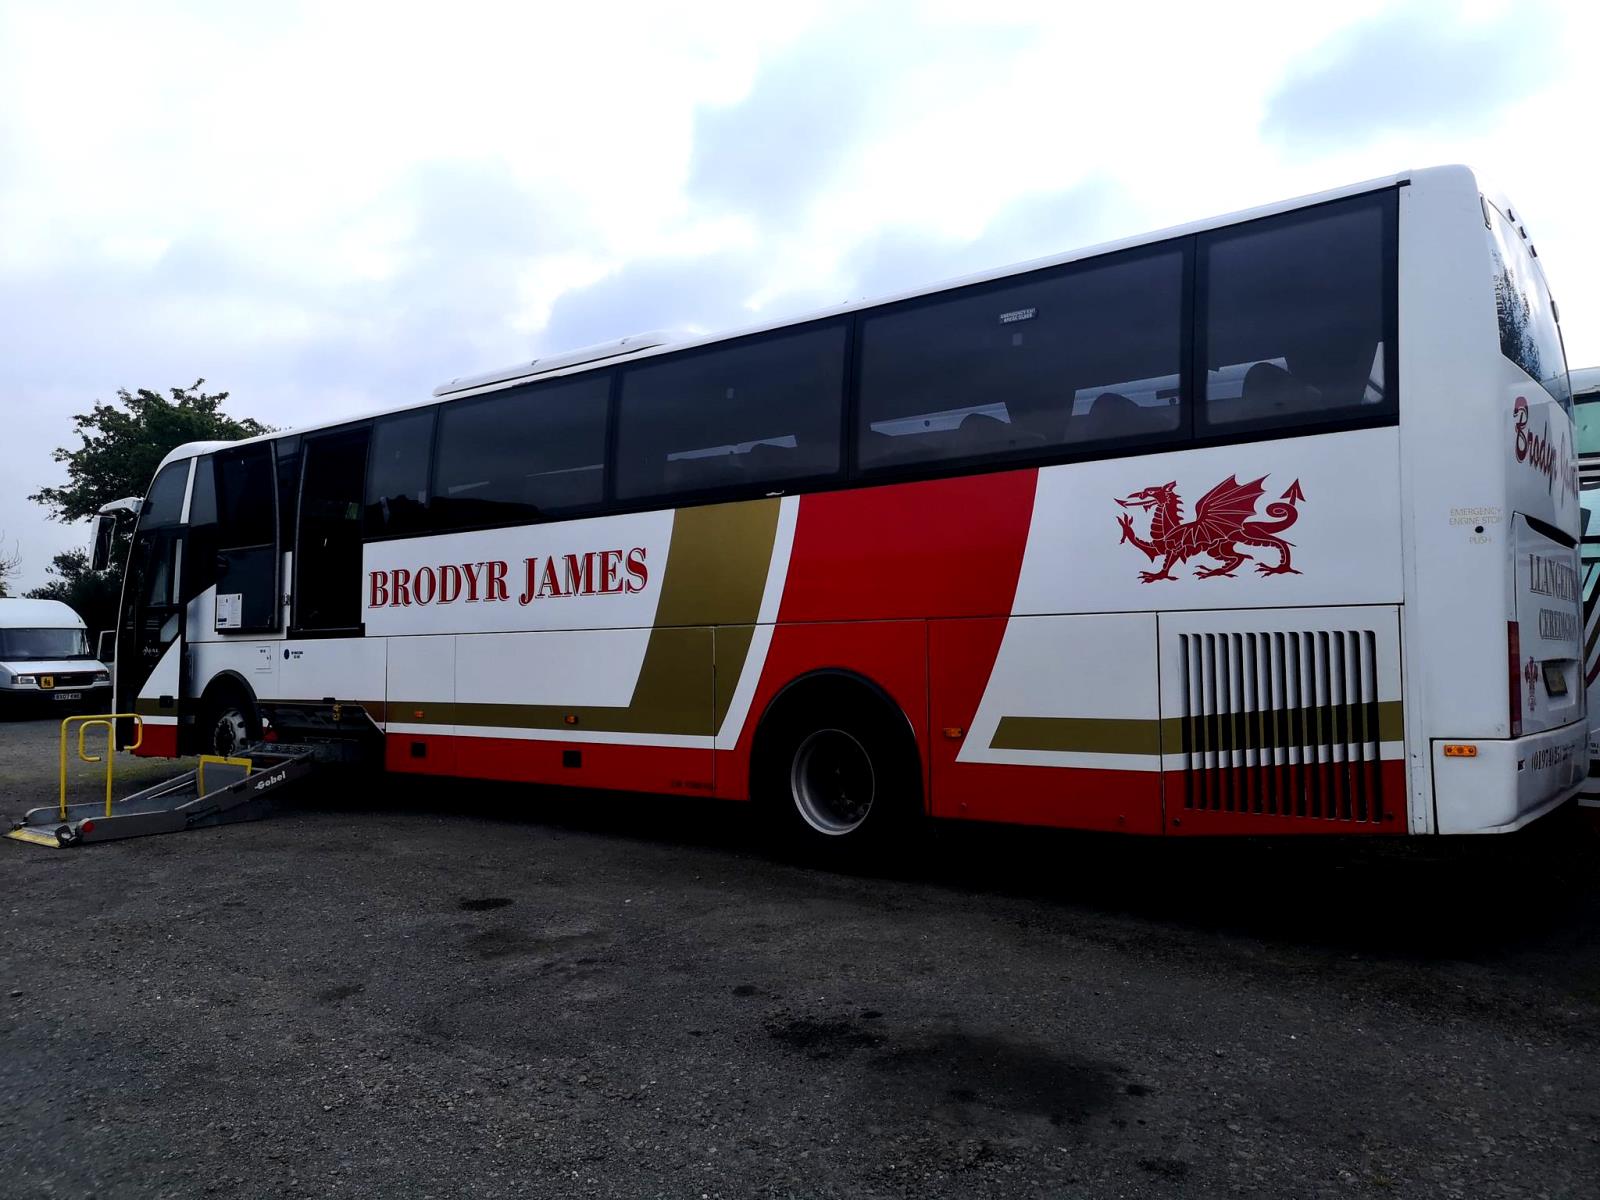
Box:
[790,728,877,836]
[759,689,918,860]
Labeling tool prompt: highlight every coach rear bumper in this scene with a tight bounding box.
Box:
[1432,720,1587,833]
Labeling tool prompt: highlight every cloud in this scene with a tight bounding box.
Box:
[0,161,563,402]
[844,178,1129,301]
[528,175,1130,358]
[1262,3,1560,153]
[687,39,879,228]
[0,158,586,581]
[1,0,1597,595]
[537,251,769,352]
[687,7,1033,231]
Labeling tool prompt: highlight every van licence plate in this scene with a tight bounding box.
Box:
[52,692,82,701]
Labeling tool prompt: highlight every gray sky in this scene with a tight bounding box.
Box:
[2,0,1594,589]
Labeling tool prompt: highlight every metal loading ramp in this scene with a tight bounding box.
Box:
[7,720,318,848]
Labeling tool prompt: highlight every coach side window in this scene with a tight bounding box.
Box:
[296,427,371,632]
[433,374,609,529]
[275,436,301,549]
[856,247,1186,473]
[1486,203,1569,410]
[184,454,220,598]
[214,444,280,632]
[615,324,846,502]
[366,409,435,537]
[137,461,191,530]
[1200,190,1395,431]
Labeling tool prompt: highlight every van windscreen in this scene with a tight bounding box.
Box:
[0,628,91,661]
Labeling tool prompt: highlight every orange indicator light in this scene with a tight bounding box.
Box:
[1443,744,1478,758]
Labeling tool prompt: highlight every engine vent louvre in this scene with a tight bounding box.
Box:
[1177,630,1384,823]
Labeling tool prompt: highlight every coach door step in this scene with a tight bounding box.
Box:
[5,745,318,848]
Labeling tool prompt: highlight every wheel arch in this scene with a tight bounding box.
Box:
[198,669,258,710]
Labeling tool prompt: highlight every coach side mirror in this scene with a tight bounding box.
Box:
[97,630,116,664]
[90,514,115,572]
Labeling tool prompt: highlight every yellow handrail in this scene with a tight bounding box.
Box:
[59,713,144,820]
[77,718,110,764]
[77,719,114,817]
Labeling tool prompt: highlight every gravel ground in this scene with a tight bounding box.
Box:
[3,714,1599,1199]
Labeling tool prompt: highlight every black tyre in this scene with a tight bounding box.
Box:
[757,690,918,861]
[202,687,260,758]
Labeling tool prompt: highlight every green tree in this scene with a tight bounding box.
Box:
[25,548,121,638]
[30,380,269,522]
[0,538,19,598]
[28,381,270,630]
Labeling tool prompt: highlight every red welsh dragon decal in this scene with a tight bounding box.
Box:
[1116,475,1306,582]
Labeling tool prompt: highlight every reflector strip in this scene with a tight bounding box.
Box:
[4,828,64,848]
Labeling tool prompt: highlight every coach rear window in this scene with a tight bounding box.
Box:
[1200,190,1395,433]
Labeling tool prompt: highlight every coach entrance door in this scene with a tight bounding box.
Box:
[294,428,371,634]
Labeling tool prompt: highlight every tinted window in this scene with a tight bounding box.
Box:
[185,455,220,598]
[1487,205,1570,409]
[434,375,609,528]
[617,325,846,501]
[366,409,435,537]
[138,461,190,529]
[1201,192,1394,430]
[213,443,279,632]
[189,455,217,525]
[216,444,276,547]
[857,249,1185,471]
[275,436,301,547]
[296,428,370,631]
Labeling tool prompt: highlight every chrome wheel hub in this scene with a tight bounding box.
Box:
[789,728,875,836]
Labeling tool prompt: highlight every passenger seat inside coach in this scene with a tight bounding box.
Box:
[1238,361,1322,421]
[1064,392,1173,443]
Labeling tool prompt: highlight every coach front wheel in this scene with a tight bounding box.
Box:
[201,685,260,758]
[210,706,251,757]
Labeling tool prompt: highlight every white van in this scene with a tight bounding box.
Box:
[0,598,112,715]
